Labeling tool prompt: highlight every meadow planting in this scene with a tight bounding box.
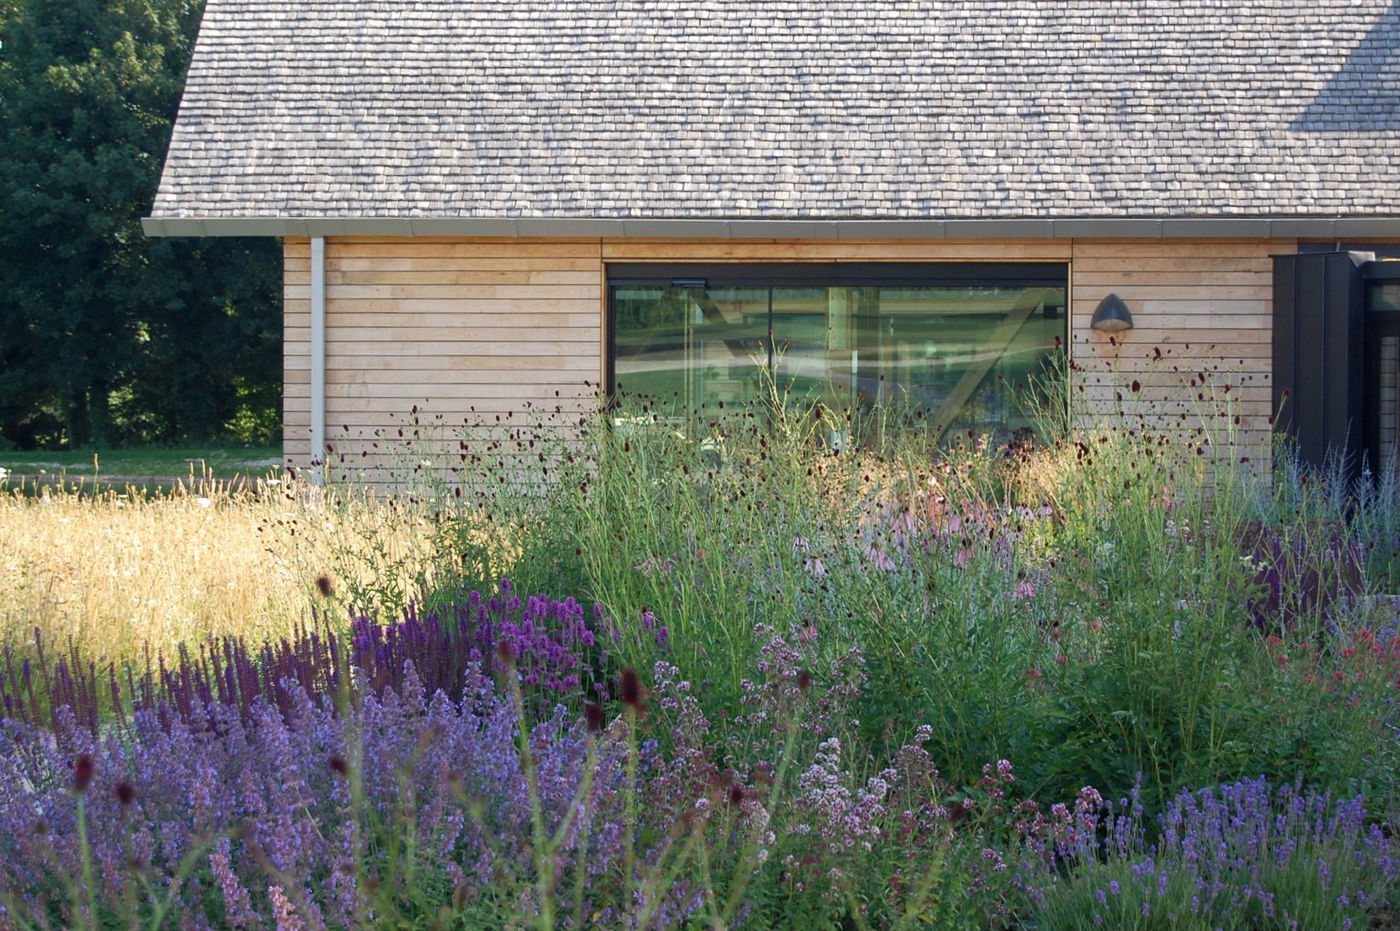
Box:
[1,383,1398,928]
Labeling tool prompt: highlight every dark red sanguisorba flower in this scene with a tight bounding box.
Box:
[619,668,642,708]
[496,640,518,667]
[72,755,94,793]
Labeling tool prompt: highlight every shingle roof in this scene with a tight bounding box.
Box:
[151,0,1400,223]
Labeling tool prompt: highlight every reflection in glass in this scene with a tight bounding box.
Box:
[612,272,1066,444]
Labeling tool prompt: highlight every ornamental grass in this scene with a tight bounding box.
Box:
[0,372,1398,927]
[0,474,446,665]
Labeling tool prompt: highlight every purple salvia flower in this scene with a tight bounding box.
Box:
[211,838,259,928]
[269,884,305,931]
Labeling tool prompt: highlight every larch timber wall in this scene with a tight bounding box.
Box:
[284,237,604,484]
[284,236,1290,483]
[1071,239,1280,470]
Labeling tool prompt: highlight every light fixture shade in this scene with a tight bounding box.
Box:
[1090,293,1134,331]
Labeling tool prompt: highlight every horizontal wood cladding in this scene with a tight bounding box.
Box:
[284,239,311,464]
[601,238,1073,262]
[283,235,1297,481]
[284,237,604,474]
[1070,239,1287,469]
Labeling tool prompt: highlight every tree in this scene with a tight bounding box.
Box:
[0,0,280,448]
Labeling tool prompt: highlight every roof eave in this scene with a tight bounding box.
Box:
[140,215,1400,240]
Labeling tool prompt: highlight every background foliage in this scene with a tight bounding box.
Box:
[0,0,280,450]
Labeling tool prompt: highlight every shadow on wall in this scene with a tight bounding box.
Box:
[1293,0,1400,132]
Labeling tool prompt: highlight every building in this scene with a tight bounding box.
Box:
[143,0,1400,481]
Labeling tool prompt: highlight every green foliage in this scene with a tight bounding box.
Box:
[7,391,1400,927]
[0,0,280,449]
[407,387,1400,826]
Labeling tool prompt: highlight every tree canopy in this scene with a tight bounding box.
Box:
[0,0,280,449]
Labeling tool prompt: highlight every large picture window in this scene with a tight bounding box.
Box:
[608,262,1068,443]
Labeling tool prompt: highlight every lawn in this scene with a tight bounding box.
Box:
[0,395,1396,929]
[0,445,284,488]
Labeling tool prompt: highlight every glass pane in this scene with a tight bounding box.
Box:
[773,283,1065,441]
[1379,335,1400,455]
[612,285,769,424]
[1370,282,1400,312]
[612,269,1066,445]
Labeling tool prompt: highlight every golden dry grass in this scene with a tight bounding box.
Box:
[0,475,445,664]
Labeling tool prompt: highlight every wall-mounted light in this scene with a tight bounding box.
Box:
[1090,293,1134,331]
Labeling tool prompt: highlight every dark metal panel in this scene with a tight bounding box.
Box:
[1273,252,1368,471]
[1296,255,1329,466]
[1272,255,1298,438]
[1321,253,1364,459]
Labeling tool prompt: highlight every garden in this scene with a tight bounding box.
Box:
[0,378,1397,929]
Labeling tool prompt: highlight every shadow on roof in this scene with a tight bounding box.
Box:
[1293,0,1400,132]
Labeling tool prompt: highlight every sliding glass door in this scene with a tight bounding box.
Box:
[608,263,1067,444]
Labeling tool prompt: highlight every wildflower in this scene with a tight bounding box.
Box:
[315,575,335,597]
[269,884,306,931]
[328,755,349,775]
[584,702,605,733]
[72,754,94,793]
[1055,654,1067,665]
[114,781,136,806]
[620,668,642,708]
[865,543,896,571]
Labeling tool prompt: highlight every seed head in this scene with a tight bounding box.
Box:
[329,755,349,775]
[495,640,517,667]
[315,575,335,598]
[619,668,642,708]
[72,754,94,793]
[114,781,135,806]
[796,669,813,692]
[584,702,605,733]
[729,784,745,806]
